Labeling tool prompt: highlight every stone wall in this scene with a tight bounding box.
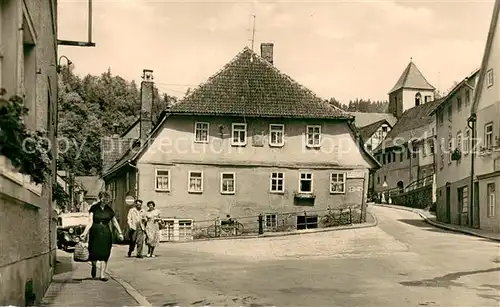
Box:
[391,185,432,209]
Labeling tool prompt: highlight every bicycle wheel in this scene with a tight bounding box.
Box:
[234,222,244,236]
[207,225,219,238]
[320,215,332,228]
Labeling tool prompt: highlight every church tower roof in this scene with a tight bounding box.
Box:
[389,60,435,94]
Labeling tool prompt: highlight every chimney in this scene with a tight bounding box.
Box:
[140,69,154,141]
[260,43,274,65]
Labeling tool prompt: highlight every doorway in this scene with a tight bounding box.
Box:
[446,186,451,223]
[296,215,318,230]
[474,182,480,228]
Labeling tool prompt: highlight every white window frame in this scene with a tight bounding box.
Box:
[220,172,236,194]
[305,125,321,148]
[487,182,496,217]
[155,169,171,192]
[270,172,285,193]
[298,172,313,193]
[264,213,278,230]
[464,129,470,155]
[448,138,453,164]
[330,172,346,194]
[487,68,494,88]
[231,123,247,146]
[269,124,285,147]
[187,171,203,193]
[457,131,462,154]
[194,122,209,143]
[485,123,493,149]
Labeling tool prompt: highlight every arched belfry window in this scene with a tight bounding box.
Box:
[415,92,422,106]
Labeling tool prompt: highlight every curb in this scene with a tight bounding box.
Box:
[86,263,152,307]
[173,212,378,243]
[374,203,500,243]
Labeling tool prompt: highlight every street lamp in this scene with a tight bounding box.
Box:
[57,55,73,74]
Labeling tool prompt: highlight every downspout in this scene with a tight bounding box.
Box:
[465,78,477,228]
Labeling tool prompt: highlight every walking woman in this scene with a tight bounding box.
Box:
[80,191,124,280]
[144,201,161,257]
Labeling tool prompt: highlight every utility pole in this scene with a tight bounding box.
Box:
[249,15,256,51]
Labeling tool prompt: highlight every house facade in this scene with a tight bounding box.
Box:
[0,0,58,305]
[372,61,439,196]
[470,0,500,233]
[431,70,479,227]
[359,119,393,153]
[103,44,379,238]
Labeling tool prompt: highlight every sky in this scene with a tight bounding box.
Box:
[58,0,494,103]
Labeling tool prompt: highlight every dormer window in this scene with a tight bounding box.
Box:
[415,92,422,106]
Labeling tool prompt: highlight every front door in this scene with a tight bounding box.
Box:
[446,186,451,223]
[474,182,480,228]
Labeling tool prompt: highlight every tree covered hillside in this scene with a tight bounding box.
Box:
[57,68,178,176]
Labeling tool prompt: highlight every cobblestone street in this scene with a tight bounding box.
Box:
[105,206,500,306]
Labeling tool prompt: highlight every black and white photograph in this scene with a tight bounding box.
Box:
[1,0,500,306]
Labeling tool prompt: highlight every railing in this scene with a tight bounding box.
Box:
[404,174,433,192]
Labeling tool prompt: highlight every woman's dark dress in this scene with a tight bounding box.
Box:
[88,203,115,262]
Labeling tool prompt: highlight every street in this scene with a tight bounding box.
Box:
[107,206,500,306]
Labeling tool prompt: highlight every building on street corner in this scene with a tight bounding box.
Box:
[470,0,500,233]
[102,44,380,239]
[0,0,58,305]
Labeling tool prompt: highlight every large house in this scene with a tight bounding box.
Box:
[372,60,439,195]
[0,1,58,305]
[430,69,480,227]
[102,44,380,239]
[469,0,500,233]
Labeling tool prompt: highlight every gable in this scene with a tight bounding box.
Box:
[349,112,397,128]
[358,119,391,141]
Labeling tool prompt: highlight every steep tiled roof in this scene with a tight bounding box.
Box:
[170,47,351,120]
[374,99,443,152]
[349,112,397,128]
[359,119,390,141]
[389,61,435,94]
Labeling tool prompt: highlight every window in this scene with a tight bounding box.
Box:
[425,95,432,103]
[388,152,392,163]
[464,129,470,155]
[178,220,193,240]
[377,176,380,184]
[306,125,321,147]
[194,122,209,143]
[438,110,443,126]
[384,175,387,182]
[188,171,203,193]
[270,172,285,193]
[429,139,435,154]
[422,143,427,157]
[383,154,386,164]
[231,123,247,146]
[268,124,284,146]
[487,68,494,87]
[299,172,313,193]
[485,123,493,149]
[448,105,452,120]
[457,97,462,112]
[448,138,453,164]
[487,183,496,217]
[458,186,469,213]
[220,172,235,194]
[330,172,346,194]
[400,152,403,162]
[392,152,396,162]
[265,214,277,230]
[465,89,471,106]
[457,131,462,156]
[155,169,171,191]
[415,92,421,106]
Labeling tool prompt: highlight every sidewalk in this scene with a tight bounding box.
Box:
[40,251,140,307]
[374,203,500,242]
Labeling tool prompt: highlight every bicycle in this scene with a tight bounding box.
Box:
[207,216,244,238]
[320,206,353,228]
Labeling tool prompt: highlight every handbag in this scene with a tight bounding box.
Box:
[73,242,89,262]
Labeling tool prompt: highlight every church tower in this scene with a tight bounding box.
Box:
[388,59,435,119]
